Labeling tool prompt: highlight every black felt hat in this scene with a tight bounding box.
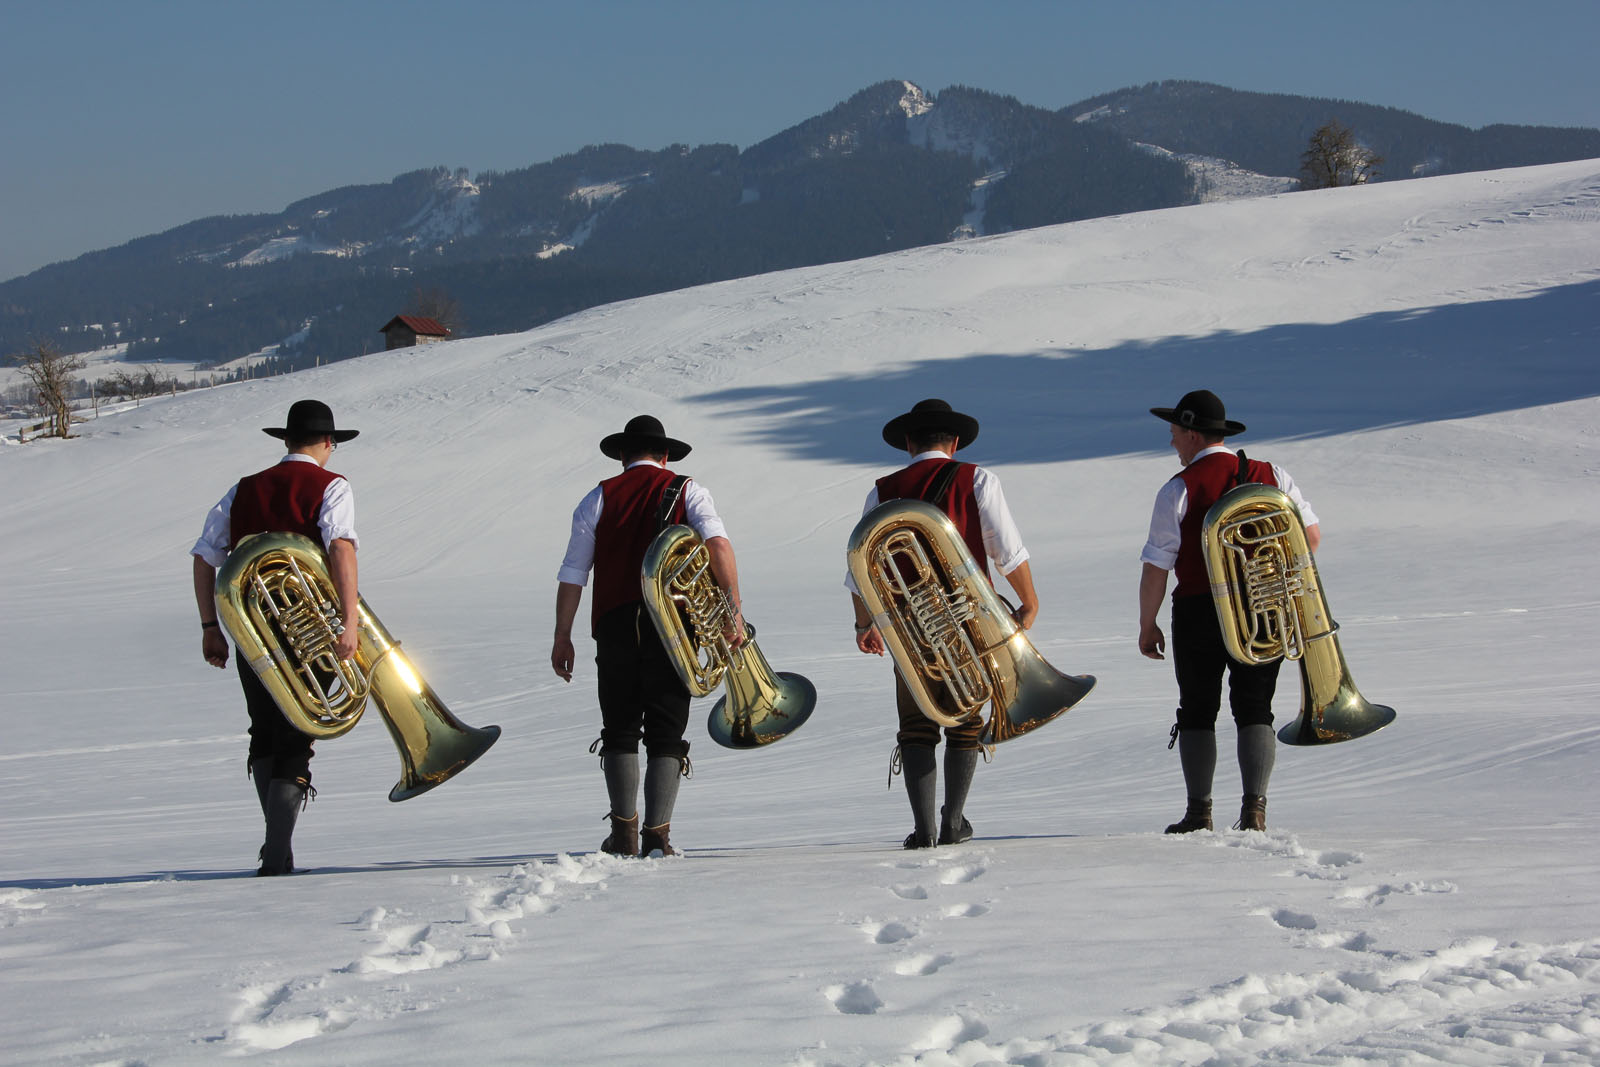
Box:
[600,414,692,461]
[263,399,359,442]
[1149,389,1246,437]
[881,398,980,450]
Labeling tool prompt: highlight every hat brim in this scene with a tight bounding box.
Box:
[263,427,360,442]
[1149,407,1245,436]
[882,410,980,450]
[600,432,691,462]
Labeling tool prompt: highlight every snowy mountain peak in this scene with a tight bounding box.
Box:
[899,81,934,118]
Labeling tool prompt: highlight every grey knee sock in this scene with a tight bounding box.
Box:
[1177,729,1217,801]
[942,747,978,830]
[601,753,639,820]
[1238,724,1276,797]
[642,755,684,827]
[250,758,272,815]
[900,745,938,841]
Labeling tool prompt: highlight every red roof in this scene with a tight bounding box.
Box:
[380,315,450,336]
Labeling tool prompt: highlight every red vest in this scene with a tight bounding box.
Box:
[1172,450,1277,599]
[591,464,689,630]
[876,458,989,579]
[229,460,343,550]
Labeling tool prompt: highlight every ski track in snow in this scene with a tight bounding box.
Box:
[794,833,1600,1066]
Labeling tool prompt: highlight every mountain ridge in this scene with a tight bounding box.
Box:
[3,78,1596,390]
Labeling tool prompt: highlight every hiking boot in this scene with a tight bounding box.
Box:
[1165,798,1213,834]
[640,822,676,857]
[1237,794,1267,831]
[902,830,937,850]
[938,809,973,845]
[601,812,639,856]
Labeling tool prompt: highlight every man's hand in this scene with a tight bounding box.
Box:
[1012,601,1038,631]
[552,635,575,681]
[855,624,885,656]
[334,625,359,662]
[1139,621,1166,660]
[202,628,230,668]
[722,607,747,650]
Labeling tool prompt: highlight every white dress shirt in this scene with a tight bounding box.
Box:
[191,453,359,568]
[844,451,1030,594]
[556,460,729,586]
[1139,445,1318,571]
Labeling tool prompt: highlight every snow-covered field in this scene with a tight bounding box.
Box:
[4,159,1598,1066]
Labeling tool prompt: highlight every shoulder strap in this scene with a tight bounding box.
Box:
[927,461,963,507]
[1233,449,1253,489]
[657,475,689,531]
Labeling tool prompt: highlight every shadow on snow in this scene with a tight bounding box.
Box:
[687,278,1600,466]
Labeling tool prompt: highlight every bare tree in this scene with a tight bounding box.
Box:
[410,286,462,335]
[1299,120,1383,190]
[10,342,86,439]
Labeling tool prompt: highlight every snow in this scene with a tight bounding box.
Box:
[4,159,1599,1066]
[232,234,347,268]
[899,82,935,119]
[570,175,649,205]
[1136,143,1302,202]
[400,174,482,248]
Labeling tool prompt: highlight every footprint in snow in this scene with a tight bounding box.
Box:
[824,980,883,1015]
[938,863,985,885]
[894,952,956,976]
[866,920,917,945]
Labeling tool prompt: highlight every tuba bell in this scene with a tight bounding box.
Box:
[641,525,816,749]
[1201,483,1396,745]
[847,499,1094,745]
[215,531,501,800]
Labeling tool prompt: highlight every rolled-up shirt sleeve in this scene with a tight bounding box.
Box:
[191,485,237,569]
[973,467,1029,577]
[1273,465,1319,528]
[318,477,358,551]
[1139,477,1185,571]
[557,485,604,586]
[683,480,727,543]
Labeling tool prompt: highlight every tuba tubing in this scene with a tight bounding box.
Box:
[1201,483,1396,746]
[641,525,816,749]
[215,532,501,800]
[846,499,1094,745]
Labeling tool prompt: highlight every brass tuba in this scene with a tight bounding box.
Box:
[215,531,501,800]
[847,499,1094,745]
[1201,483,1396,745]
[641,525,816,749]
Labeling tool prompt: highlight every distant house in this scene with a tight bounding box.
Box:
[380,315,451,350]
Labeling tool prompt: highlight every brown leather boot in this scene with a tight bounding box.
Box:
[1164,798,1213,834]
[1237,794,1267,831]
[640,822,676,857]
[600,813,639,856]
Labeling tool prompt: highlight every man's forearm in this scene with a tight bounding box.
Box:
[1001,559,1039,612]
[705,536,741,609]
[328,539,359,627]
[1138,563,1168,628]
[192,555,218,624]
[554,582,583,637]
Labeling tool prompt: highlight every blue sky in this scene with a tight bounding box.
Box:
[4,0,1597,283]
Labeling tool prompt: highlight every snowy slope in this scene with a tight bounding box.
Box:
[3,159,1599,1066]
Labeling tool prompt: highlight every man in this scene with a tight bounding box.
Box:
[551,415,743,858]
[1137,390,1320,833]
[191,399,360,876]
[849,399,1040,849]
